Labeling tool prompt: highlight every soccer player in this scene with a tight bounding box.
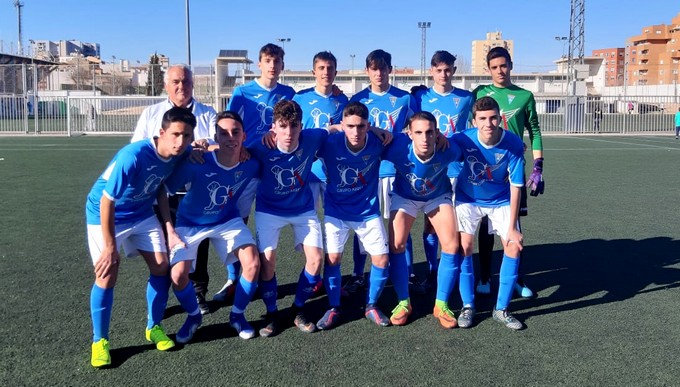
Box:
[293,51,348,211]
[86,107,195,368]
[347,49,421,295]
[219,43,297,303]
[164,111,261,341]
[454,96,525,330]
[473,47,544,298]
[316,101,392,329]
[381,112,463,326]
[413,50,474,288]
[132,64,218,315]
[248,100,329,336]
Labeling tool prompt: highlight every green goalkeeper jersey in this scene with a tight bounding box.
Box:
[473,84,543,151]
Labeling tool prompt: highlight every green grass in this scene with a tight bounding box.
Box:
[0,135,679,385]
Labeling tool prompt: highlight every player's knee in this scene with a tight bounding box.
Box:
[504,243,521,258]
[372,254,389,268]
[149,260,169,276]
[326,253,342,267]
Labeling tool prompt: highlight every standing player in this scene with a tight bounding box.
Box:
[217,43,297,302]
[316,102,392,329]
[132,64,218,315]
[249,100,329,336]
[164,111,262,341]
[293,51,348,210]
[347,49,422,295]
[382,112,464,326]
[454,97,525,330]
[86,107,195,368]
[413,50,474,288]
[473,47,544,298]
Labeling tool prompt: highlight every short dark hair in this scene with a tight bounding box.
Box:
[273,100,302,124]
[472,96,500,117]
[407,111,437,130]
[215,110,244,128]
[343,101,368,120]
[486,47,512,66]
[259,43,285,62]
[313,51,337,68]
[366,49,392,70]
[431,50,456,67]
[161,106,196,130]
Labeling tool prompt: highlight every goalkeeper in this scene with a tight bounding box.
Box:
[473,47,544,299]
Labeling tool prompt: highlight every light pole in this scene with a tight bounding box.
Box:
[350,54,355,73]
[185,0,192,66]
[418,22,431,84]
[111,55,116,95]
[74,48,80,90]
[276,38,291,82]
[555,36,569,58]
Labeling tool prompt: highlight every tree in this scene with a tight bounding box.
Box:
[146,53,164,96]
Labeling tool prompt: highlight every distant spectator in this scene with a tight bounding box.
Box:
[593,106,602,133]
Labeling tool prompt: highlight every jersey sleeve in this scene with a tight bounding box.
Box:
[102,151,137,201]
[525,94,543,151]
[227,87,245,118]
[507,140,526,187]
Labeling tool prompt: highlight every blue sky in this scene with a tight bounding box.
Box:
[0,0,678,73]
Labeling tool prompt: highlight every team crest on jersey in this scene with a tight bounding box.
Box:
[507,94,515,105]
[495,153,504,163]
[389,96,397,107]
[362,155,372,163]
[295,149,304,159]
[453,98,460,108]
[234,171,243,181]
[432,163,441,172]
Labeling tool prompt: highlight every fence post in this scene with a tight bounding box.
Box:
[22,64,28,134]
[66,92,71,137]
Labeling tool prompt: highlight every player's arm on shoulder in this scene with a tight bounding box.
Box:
[95,195,120,279]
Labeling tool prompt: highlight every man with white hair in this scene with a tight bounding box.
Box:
[132,64,218,314]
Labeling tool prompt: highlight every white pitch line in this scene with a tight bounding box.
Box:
[567,136,680,150]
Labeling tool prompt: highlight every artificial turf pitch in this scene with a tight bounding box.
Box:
[0,135,678,386]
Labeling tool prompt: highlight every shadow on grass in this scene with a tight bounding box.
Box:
[443,237,680,324]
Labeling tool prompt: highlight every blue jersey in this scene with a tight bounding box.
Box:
[165,152,261,227]
[85,139,186,225]
[382,133,462,201]
[249,129,329,216]
[318,131,385,222]
[454,129,525,207]
[228,80,296,147]
[293,88,349,183]
[414,87,474,179]
[350,86,416,177]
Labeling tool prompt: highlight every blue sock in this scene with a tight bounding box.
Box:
[435,252,461,302]
[323,263,342,308]
[260,275,278,313]
[496,254,520,310]
[227,261,241,281]
[366,264,389,305]
[352,234,367,277]
[423,233,439,274]
[146,274,170,329]
[294,269,320,307]
[232,276,258,314]
[389,251,409,302]
[173,282,199,316]
[459,255,475,307]
[90,284,114,342]
[405,234,414,275]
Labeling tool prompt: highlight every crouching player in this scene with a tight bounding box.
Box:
[86,107,195,368]
[316,102,392,329]
[454,97,525,330]
[249,100,331,336]
[164,111,261,341]
[382,112,464,326]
